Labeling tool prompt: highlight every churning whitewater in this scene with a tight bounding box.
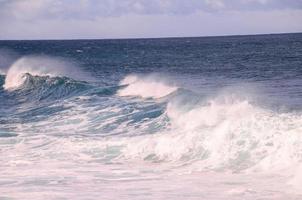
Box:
[0,34,301,199]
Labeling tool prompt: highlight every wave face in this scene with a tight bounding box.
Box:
[0,34,302,199]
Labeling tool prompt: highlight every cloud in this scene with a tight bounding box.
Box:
[0,0,301,39]
[1,0,301,21]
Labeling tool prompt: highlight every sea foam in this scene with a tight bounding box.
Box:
[112,92,302,175]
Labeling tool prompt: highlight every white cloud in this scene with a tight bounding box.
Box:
[1,0,301,20]
[0,0,301,39]
[205,0,225,9]
[3,0,50,20]
[242,0,270,5]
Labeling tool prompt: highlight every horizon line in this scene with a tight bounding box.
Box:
[0,31,301,41]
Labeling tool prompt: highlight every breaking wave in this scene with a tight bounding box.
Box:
[117,74,178,98]
[3,70,301,172]
[4,56,91,90]
[101,94,302,173]
[1,69,302,193]
[16,74,92,101]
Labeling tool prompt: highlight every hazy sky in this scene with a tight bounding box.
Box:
[0,0,301,39]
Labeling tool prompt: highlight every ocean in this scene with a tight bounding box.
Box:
[0,33,302,199]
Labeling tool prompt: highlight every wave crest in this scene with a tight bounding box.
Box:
[117,74,178,98]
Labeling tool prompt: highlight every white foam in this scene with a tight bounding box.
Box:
[115,94,302,174]
[288,164,302,192]
[4,55,90,90]
[117,74,178,98]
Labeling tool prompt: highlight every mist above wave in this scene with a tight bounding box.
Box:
[0,49,18,75]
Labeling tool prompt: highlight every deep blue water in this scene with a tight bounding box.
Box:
[0,33,302,199]
[1,33,301,107]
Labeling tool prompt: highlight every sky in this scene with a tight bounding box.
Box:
[0,0,301,39]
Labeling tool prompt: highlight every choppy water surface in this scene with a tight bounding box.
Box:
[0,33,302,199]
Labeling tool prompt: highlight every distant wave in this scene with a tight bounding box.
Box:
[117,74,178,98]
[4,55,92,90]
